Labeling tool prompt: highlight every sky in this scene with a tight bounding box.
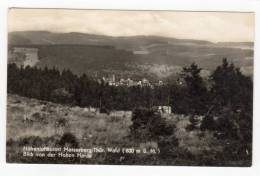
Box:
[8,8,255,42]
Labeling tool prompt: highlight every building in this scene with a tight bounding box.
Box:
[158,80,164,86]
[141,78,151,87]
[157,106,172,114]
[100,75,156,88]
[102,74,116,86]
[126,78,134,86]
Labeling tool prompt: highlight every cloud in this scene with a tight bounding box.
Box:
[8,8,254,42]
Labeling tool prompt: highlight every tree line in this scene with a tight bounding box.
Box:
[8,63,170,111]
[8,58,252,117]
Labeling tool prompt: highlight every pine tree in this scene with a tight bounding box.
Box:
[170,63,209,115]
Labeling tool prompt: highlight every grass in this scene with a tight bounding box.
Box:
[6,94,249,166]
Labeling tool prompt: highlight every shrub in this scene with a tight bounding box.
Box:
[130,108,160,140]
[200,115,217,131]
[130,108,178,156]
[6,138,15,146]
[158,135,179,159]
[31,112,48,124]
[186,115,200,131]
[18,136,44,147]
[56,118,68,127]
[51,88,73,104]
[130,108,178,144]
[59,132,79,148]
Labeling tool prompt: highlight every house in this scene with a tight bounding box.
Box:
[83,107,100,114]
[142,78,150,87]
[157,106,172,114]
[110,111,125,117]
[89,107,99,114]
[158,80,164,86]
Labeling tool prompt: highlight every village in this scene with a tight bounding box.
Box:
[99,74,164,88]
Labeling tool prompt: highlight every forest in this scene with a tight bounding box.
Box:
[7,58,253,163]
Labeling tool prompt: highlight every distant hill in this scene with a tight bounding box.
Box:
[9,31,213,47]
[8,33,32,45]
[8,31,254,78]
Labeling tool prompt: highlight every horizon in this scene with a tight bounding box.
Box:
[9,30,254,44]
[8,9,254,43]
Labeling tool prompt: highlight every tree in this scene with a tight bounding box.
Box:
[170,63,209,115]
[51,87,73,104]
[209,58,253,133]
[201,58,253,161]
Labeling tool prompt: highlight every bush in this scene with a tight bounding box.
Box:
[201,107,240,140]
[51,88,73,104]
[130,108,178,154]
[6,138,15,147]
[59,132,79,148]
[31,112,48,124]
[130,108,161,140]
[56,118,68,127]
[200,115,217,131]
[158,135,179,159]
[186,115,200,131]
[18,136,44,147]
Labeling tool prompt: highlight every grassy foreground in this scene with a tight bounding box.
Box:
[6,94,249,166]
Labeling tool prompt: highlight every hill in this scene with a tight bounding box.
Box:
[8,31,254,78]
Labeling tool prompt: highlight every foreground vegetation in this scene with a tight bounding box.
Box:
[7,58,253,165]
[7,94,250,166]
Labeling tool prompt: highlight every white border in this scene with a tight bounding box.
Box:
[1,0,260,176]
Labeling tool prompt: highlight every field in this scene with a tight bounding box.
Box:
[6,94,248,166]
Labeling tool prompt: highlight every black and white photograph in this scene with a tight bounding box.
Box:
[6,8,254,166]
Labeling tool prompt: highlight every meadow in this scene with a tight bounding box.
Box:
[6,94,240,166]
